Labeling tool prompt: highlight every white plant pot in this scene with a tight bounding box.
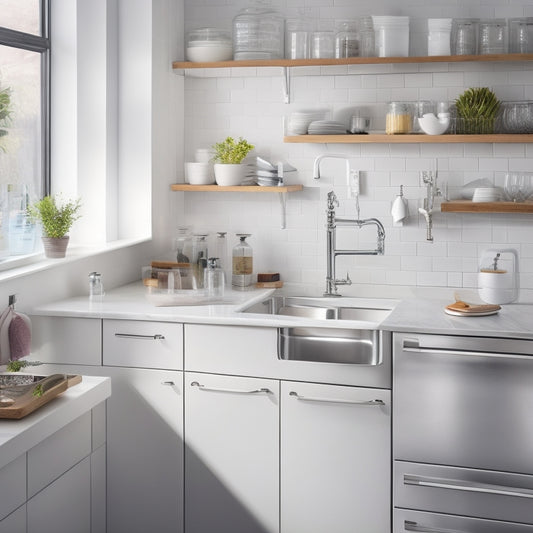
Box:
[214,163,247,186]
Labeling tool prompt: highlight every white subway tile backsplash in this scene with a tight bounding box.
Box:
[182,0,533,292]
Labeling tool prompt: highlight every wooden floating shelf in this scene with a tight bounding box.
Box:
[441,200,533,213]
[171,184,303,193]
[284,134,533,144]
[173,53,533,70]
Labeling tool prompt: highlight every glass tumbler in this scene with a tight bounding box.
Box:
[451,19,478,55]
[509,18,533,53]
[285,18,312,59]
[311,31,335,58]
[504,173,531,202]
[479,19,506,54]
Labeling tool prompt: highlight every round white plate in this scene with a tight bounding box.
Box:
[444,308,499,317]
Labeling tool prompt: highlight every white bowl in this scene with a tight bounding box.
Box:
[418,113,450,135]
[186,44,232,62]
[185,162,215,185]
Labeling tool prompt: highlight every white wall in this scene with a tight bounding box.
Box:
[180,0,533,299]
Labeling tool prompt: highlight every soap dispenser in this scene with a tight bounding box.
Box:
[478,248,519,304]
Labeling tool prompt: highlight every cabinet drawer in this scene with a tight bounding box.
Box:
[30,316,102,365]
[103,319,183,369]
[394,508,533,533]
[28,411,92,498]
[0,455,26,521]
[394,461,533,525]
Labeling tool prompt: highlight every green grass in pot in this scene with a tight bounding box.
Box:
[27,195,82,238]
[212,136,254,164]
[454,87,501,134]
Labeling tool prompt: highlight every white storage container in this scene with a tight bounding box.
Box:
[372,16,409,57]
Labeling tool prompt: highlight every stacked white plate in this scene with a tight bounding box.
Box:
[248,157,297,186]
[472,187,502,202]
[287,111,325,135]
[308,120,347,135]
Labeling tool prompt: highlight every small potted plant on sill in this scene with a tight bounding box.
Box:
[27,195,82,258]
[212,136,254,186]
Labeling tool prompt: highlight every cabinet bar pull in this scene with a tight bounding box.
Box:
[190,381,271,395]
[289,391,384,406]
[404,474,533,499]
[402,338,531,361]
[404,520,455,533]
[114,333,165,340]
[161,381,175,386]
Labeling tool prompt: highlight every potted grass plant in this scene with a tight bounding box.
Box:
[212,136,254,186]
[453,87,501,134]
[27,195,82,258]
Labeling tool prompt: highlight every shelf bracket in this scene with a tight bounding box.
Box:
[279,192,288,229]
[282,67,291,104]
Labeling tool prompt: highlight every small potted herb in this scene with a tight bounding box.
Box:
[212,136,254,186]
[27,195,82,258]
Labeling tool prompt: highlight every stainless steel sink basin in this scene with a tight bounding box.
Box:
[241,296,393,322]
[240,296,395,366]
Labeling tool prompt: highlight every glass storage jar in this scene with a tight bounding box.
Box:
[335,19,359,58]
[232,233,253,288]
[232,5,284,60]
[451,18,478,55]
[386,102,413,134]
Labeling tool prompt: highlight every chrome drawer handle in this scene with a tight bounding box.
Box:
[161,381,175,386]
[402,338,531,361]
[114,333,165,340]
[190,381,272,395]
[404,520,454,533]
[404,474,533,499]
[289,391,384,406]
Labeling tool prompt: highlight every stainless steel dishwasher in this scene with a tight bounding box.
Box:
[393,332,533,533]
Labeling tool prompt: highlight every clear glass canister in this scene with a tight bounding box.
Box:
[233,5,284,60]
[451,18,478,55]
[285,18,312,59]
[478,19,506,54]
[204,257,225,299]
[386,102,413,134]
[174,225,193,263]
[335,19,359,58]
[232,233,253,288]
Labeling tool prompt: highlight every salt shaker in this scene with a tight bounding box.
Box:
[89,272,105,299]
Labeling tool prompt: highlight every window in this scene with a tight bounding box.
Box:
[0,0,49,259]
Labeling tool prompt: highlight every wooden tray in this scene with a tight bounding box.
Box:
[0,374,82,420]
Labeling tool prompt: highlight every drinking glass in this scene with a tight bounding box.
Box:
[505,173,531,202]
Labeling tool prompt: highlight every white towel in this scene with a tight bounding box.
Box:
[391,195,408,224]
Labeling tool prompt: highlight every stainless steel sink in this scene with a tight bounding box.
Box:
[241,296,395,366]
[241,296,393,322]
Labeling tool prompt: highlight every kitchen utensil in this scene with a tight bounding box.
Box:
[478,248,519,304]
[350,115,371,133]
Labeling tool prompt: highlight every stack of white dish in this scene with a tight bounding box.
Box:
[308,120,347,135]
[472,187,502,202]
[249,157,297,186]
[185,146,216,184]
[186,28,232,62]
[287,111,325,135]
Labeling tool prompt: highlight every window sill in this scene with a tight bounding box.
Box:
[0,238,150,282]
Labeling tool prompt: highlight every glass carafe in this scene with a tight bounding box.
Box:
[204,257,225,299]
[232,233,253,288]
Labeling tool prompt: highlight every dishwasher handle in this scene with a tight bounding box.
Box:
[289,391,385,406]
[114,333,165,340]
[403,520,458,533]
[404,474,533,499]
[190,381,272,395]
[402,338,532,361]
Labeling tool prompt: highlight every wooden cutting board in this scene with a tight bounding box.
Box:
[0,374,82,420]
[445,301,501,316]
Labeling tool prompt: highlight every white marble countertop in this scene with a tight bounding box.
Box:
[0,375,111,470]
[29,281,533,340]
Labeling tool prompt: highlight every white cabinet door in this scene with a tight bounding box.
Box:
[185,372,279,533]
[27,456,91,533]
[281,381,391,533]
[0,505,26,533]
[104,367,183,533]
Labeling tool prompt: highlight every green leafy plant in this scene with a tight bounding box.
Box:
[6,360,42,372]
[0,86,12,149]
[454,87,501,134]
[32,384,44,397]
[212,136,254,164]
[27,195,82,238]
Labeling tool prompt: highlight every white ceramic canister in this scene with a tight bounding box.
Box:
[427,18,452,56]
[478,248,519,304]
[372,16,410,57]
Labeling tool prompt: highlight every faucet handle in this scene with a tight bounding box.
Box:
[327,191,339,209]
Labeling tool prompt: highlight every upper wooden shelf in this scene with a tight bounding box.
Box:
[441,200,533,213]
[173,53,533,70]
[171,184,303,193]
[284,134,533,144]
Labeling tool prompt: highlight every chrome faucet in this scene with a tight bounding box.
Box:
[418,170,442,242]
[313,154,351,180]
[324,191,385,297]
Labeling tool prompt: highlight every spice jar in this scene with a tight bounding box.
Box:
[386,102,413,134]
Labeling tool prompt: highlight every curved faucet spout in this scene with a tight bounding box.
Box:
[313,154,350,180]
